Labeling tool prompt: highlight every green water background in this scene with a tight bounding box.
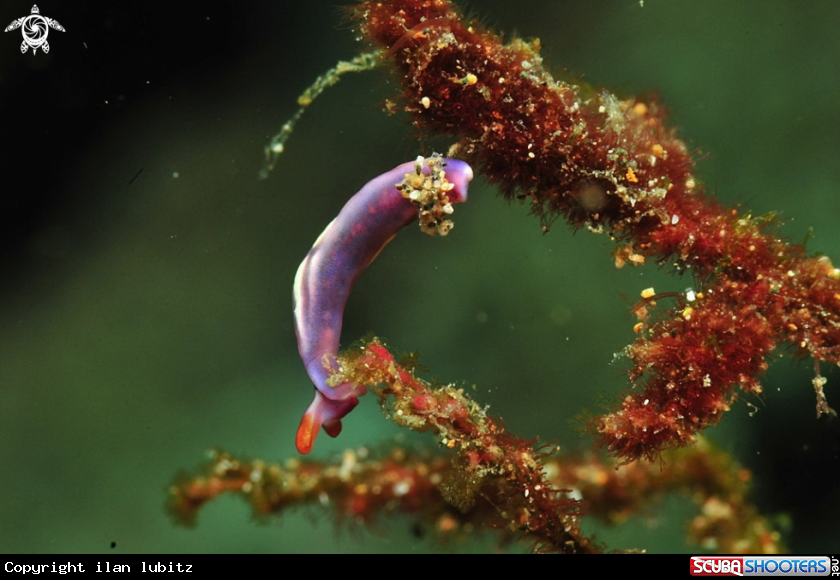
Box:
[1,0,838,553]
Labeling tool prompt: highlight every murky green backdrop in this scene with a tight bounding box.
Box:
[1,0,838,553]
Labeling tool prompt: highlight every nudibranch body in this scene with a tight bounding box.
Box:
[293,155,473,453]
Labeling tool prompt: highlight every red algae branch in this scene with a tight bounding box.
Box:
[353,0,840,462]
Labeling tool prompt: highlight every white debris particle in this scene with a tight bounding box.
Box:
[393,481,411,497]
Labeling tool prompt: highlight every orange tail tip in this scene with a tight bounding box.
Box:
[295,412,317,454]
[295,391,359,454]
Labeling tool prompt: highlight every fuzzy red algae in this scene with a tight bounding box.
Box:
[354,0,840,462]
[327,338,594,552]
[170,441,782,553]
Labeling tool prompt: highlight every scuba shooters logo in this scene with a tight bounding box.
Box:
[4,5,65,54]
[690,556,834,576]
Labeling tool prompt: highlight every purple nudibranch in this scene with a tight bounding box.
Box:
[293,155,473,453]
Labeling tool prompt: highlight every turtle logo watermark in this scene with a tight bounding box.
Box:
[5,5,65,55]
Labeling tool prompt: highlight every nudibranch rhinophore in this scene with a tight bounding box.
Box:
[293,154,474,453]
